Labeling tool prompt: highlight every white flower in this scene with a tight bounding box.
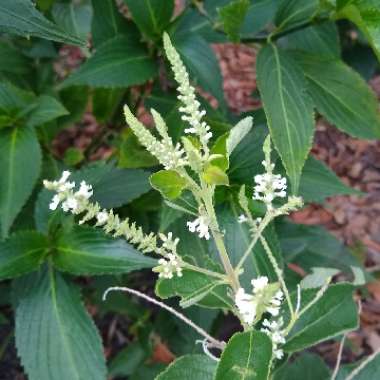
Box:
[235,288,256,325]
[252,276,269,293]
[61,196,78,212]
[253,172,287,205]
[157,253,183,279]
[187,216,210,240]
[261,317,285,360]
[76,181,93,199]
[238,214,248,224]
[266,290,284,316]
[159,232,180,252]
[96,211,109,225]
[49,194,60,210]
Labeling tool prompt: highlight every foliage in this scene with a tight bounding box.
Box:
[0,1,379,379]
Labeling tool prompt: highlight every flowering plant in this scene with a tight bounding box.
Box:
[41,34,364,379]
[0,1,379,380]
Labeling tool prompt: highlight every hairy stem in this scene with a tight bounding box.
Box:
[182,261,227,280]
[103,286,226,350]
[259,235,294,317]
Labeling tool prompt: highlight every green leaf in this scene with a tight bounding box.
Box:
[280,22,340,58]
[156,270,233,310]
[0,231,48,280]
[91,0,138,47]
[218,0,250,42]
[0,0,85,46]
[240,0,280,38]
[156,354,216,380]
[92,88,124,123]
[300,267,340,289]
[227,116,253,156]
[172,35,226,109]
[0,41,30,74]
[0,126,41,238]
[283,283,359,352]
[294,52,380,139]
[118,128,159,168]
[275,0,319,32]
[14,268,107,380]
[277,220,361,273]
[62,35,157,88]
[256,44,314,193]
[215,331,273,380]
[336,351,380,380]
[337,0,380,61]
[228,122,268,184]
[150,170,187,200]
[202,165,229,186]
[298,156,361,203]
[51,2,92,40]
[63,147,84,166]
[54,226,157,275]
[123,0,174,40]
[217,203,282,288]
[27,95,68,127]
[273,353,331,380]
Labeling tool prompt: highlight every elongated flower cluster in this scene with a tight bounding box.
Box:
[187,215,210,240]
[261,317,286,360]
[44,171,184,279]
[235,276,284,326]
[163,33,212,152]
[124,105,187,170]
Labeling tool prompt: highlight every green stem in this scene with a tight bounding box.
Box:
[203,189,240,292]
[182,261,227,281]
[259,235,294,318]
[235,212,273,272]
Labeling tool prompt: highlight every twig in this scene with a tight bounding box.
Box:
[103,286,226,350]
[331,334,347,380]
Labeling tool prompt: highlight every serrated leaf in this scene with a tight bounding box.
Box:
[0,0,85,46]
[337,0,380,61]
[0,41,30,74]
[218,0,250,42]
[0,231,48,280]
[62,35,157,88]
[27,95,68,127]
[273,353,331,380]
[54,226,157,275]
[283,283,358,352]
[298,155,361,203]
[52,2,92,40]
[14,268,107,380]
[202,165,229,186]
[123,0,174,40]
[275,0,319,32]
[0,126,41,238]
[156,354,216,380]
[150,170,187,200]
[280,22,340,58]
[91,0,138,47]
[294,52,380,139]
[227,116,253,156]
[256,44,314,193]
[156,270,232,310]
[215,331,273,380]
